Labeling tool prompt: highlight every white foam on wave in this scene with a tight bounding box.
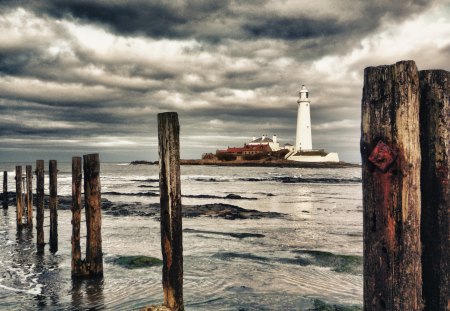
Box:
[0,260,44,296]
[184,175,237,181]
[0,283,43,295]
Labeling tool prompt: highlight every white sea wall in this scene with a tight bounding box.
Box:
[287,152,340,163]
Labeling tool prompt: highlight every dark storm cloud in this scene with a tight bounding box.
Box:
[244,16,349,40]
[41,1,188,38]
[69,1,432,39]
[0,0,437,43]
[0,47,163,93]
[0,0,448,162]
[0,50,34,75]
[6,0,435,81]
[0,0,228,38]
[0,48,74,85]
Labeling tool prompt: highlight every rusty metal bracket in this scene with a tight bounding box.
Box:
[368,140,397,172]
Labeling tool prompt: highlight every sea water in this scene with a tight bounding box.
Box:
[0,163,362,310]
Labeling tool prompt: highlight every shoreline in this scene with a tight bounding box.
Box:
[130,159,361,168]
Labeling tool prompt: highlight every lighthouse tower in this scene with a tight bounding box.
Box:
[295,85,312,151]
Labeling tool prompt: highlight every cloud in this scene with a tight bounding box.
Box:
[0,0,448,162]
[313,120,360,131]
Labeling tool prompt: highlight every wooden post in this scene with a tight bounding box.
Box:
[15,166,23,227]
[71,156,88,276]
[419,69,449,311]
[158,112,184,311]
[25,165,33,227]
[3,171,7,209]
[36,160,45,248]
[49,160,58,253]
[84,153,103,276]
[361,61,422,310]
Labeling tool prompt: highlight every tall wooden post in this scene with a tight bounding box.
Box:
[158,112,184,311]
[71,157,88,276]
[15,166,23,227]
[419,69,449,311]
[25,165,33,227]
[49,160,58,253]
[84,153,103,276]
[361,61,422,310]
[36,160,45,248]
[3,171,7,209]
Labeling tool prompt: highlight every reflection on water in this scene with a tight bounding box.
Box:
[71,278,105,310]
[2,209,8,224]
[1,208,107,311]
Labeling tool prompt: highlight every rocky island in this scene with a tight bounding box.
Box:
[130,159,360,168]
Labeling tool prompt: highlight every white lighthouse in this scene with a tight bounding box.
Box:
[295,85,312,151]
[286,84,340,162]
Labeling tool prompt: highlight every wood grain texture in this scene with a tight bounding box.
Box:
[71,157,89,277]
[361,60,422,310]
[419,69,449,311]
[25,165,33,227]
[36,160,45,248]
[15,166,23,227]
[84,153,103,276]
[3,171,7,209]
[49,160,58,253]
[158,112,184,311]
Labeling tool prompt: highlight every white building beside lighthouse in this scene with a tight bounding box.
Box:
[287,84,340,163]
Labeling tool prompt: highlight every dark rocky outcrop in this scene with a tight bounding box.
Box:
[184,228,265,239]
[112,255,162,269]
[1,192,284,220]
[182,193,257,200]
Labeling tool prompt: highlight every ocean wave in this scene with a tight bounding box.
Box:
[103,191,159,197]
[187,176,361,184]
[0,282,43,295]
[183,193,257,200]
[273,176,361,184]
[130,178,159,183]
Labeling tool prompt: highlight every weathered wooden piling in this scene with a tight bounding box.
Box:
[3,171,7,209]
[15,166,23,227]
[49,160,58,253]
[361,61,422,310]
[71,156,88,277]
[419,69,449,311]
[25,165,33,227]
[83,153,103,276]
[36,160,45,248]
[158,112,184,311]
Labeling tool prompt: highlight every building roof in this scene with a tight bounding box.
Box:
[227,147,245,153]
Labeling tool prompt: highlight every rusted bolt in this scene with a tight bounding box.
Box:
[368,140,397,172]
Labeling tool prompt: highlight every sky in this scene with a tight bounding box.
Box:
[0,0,449,163]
